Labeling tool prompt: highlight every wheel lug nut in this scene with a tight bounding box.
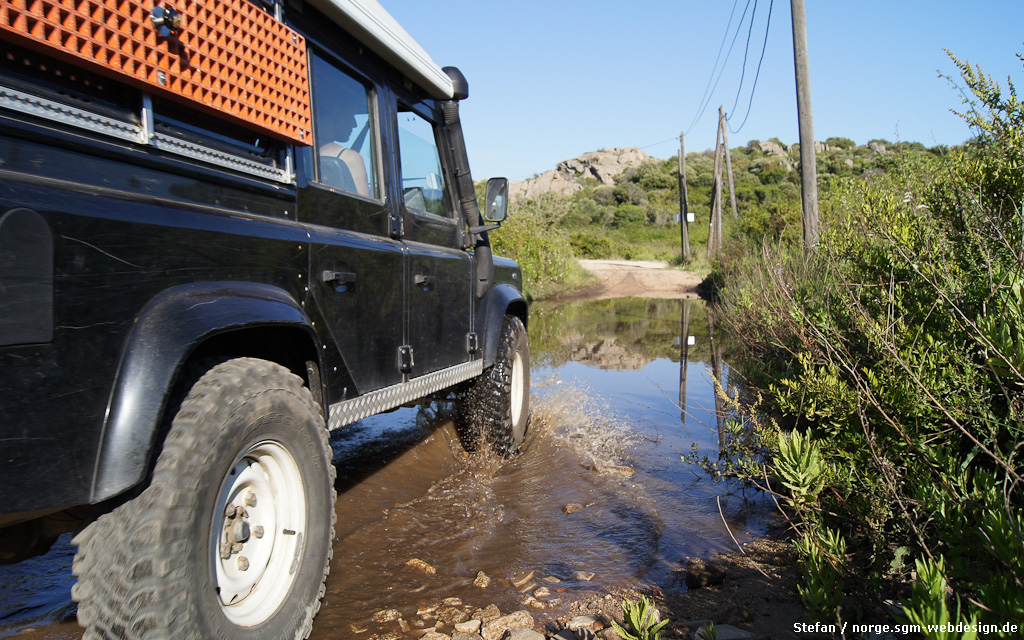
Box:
[237,556,249,571]
[231,519,250,543]
[253,526,264,539]
[224,504,237,518]
[245,492,257,507]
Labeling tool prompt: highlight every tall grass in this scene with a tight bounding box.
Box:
[709,52,1024,634]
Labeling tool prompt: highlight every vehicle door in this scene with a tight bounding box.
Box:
[299,51,405,394]
[393,101,473,376]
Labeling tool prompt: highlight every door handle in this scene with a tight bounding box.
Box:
[322,270,356,291]
[414,274,437,288]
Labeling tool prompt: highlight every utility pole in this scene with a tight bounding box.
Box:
[720,110,738,219]
[678,132,691,261]
[791,0,819,249]
[707,107,724,259]
[680,298,691,418]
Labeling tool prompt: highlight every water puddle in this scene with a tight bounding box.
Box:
[0,297,775,639]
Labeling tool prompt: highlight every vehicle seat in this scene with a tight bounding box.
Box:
[318,142,370,197]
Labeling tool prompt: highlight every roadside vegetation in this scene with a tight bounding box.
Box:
[492,117,943,300]
[500,47,1023,636]
[696,52,1024,636]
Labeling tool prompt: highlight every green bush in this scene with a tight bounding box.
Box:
[490,194,591,298]
[613,203,646,227]
[709,51,1024,632]
[570,231,615,259]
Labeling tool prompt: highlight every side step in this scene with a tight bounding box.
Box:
[327,360,483,430]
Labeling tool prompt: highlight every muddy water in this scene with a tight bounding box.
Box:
[0,297,773,639]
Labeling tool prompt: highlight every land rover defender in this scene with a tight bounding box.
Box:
[0,0,529,637]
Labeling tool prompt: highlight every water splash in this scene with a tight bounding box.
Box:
[530,376,641,471]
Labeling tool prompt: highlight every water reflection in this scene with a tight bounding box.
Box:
[0,297,772,640]
[531,297,734,435]
[529,296,770,585]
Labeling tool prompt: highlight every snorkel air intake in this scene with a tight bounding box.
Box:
[441,66,492,298]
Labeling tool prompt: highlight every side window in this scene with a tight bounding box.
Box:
[309,54,377,198]
[397,107,451,218]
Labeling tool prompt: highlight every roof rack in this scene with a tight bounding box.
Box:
[306,0,454,99]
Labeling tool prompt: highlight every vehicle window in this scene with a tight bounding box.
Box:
[397,108,451,218]
[309,54,377,198]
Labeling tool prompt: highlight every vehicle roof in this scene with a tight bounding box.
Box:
[304,0,455,100]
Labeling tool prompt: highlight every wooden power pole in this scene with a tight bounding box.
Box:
[678,132,691,261]
[707,107,725,259]
[720,110,738,219]
[791,0,820,249]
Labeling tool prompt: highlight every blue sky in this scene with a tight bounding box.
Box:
[382,1,1023,181]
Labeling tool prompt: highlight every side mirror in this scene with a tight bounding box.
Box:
[482,177,509,223]
[403,186,426,212]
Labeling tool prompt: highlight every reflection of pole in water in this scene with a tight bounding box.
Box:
[708,305,725,453]
[679,299,692,420]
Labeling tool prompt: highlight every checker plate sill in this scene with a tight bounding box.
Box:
[327,360,483,430]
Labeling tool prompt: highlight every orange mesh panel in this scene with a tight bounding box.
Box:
[0,0,311,145]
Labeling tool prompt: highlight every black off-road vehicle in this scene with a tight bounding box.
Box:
[0,0,529,637]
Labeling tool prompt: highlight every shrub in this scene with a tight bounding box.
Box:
[614,182,647,206]
[613,203,646,228]
[707,50,1024,632]
[491,195,590,297]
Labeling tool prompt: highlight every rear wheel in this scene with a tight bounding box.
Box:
[72,357,336,640]
[457,315,530,457]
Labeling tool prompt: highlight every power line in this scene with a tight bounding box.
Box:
[685,0,753,135]
[640,136,679,151]
[728,0,775,135]
[685,0,739,133]
[728,0,760,117]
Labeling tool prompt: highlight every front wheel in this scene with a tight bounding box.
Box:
[72,357,336,640]
[457,315,530,457]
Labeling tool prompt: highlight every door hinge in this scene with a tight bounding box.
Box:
[466,332,479,354]
[389,212,404,239]
[398,345,414,373]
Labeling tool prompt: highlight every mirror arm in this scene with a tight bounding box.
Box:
[468,224,500,235]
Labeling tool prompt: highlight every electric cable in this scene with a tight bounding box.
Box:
[640,136,679,151]
[728,0,760,117]
[685,0,752,135]
[685,0,739,133]
[728,0,774,134]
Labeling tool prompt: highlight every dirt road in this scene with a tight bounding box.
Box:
[574,259,704,299]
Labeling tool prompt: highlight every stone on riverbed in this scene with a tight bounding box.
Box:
[372,608,402,623]
[481,610,535,640]
[566,615,604,632]
[500,629,546,640]
[407,557,437,574]
[437,605,470,625]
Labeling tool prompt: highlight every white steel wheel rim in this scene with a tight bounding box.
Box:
[211,440,306,626]
[509,350,526,429]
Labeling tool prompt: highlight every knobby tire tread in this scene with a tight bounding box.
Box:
[459,316,529,457]
[72,358,336,640]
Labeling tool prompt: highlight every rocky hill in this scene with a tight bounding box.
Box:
[508,140,895,202]
[509,148,651,201]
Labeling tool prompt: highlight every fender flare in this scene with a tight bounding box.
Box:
[476,282,528,368]
[91,282,320,502]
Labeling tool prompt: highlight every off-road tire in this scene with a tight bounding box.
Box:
[72,357,336,640]
[457,315,530,457]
